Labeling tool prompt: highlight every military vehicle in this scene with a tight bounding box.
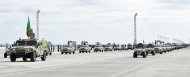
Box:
[60,41,77,54]
[113,44,121,51]
[121,44,127,50]
[8,39,49,62]
[145,43,155,56]
[79,41,91,53]
[104,43,113,51]
[133,43,147,58]
[94,42,104,52]
[154,40,165,54]
[4,43,13,58]
[127,43,133,50]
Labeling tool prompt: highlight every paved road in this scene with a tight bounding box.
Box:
[0,47,190,77]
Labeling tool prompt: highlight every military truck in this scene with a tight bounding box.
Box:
[145,43,155,56]
[104,43,113,51]
[94,42,104,52]
[154,40,165,54]
[8,39,49,62]
[127,43,133,50]
[79,41,91,53]
[60,41,77,54]
[113,44,121,51]
[121,44,127,50]
[133,43,147,58]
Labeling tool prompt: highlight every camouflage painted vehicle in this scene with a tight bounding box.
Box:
[8,39,49,62]
[154,45,164,54]
[145,43,155,56]
[133,43,147,58]
[4,48,12,58]
[127,43,133,50]
[61,41,77,54]
[104,44,113,51]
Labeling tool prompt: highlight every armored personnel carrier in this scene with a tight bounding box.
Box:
[133,43,147,58]
[8,39,49,62]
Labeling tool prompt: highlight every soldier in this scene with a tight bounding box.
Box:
[27,29,35,39]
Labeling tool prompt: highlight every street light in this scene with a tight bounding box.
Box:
[36,10,40,40]
[134,13,138,49]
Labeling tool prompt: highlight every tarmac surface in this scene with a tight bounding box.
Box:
[0,47,190,77]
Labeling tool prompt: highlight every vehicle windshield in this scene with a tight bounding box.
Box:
[154,45,161,47]
[81,45,87,47]
[95,45,101,47]
[15,40,37,46]
[63,45,70,47]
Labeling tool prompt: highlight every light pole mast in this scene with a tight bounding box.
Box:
[36,10,40,40]
[134,13,138,48]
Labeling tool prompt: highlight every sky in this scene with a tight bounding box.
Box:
[0,0,190,44]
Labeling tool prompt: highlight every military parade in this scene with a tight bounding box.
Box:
[1,0,190,77]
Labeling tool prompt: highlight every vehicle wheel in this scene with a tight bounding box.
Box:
[69,52,71,54]
[61,52,64,54]
[146,51,148,55]
[10,53,16,62]
[23,56,27,62]
[88,51,90,53]
[30,52,36,62]
[4,53,7,58]
[65,52,68,54]
[73,52,75,54]
[79,51,81,53]
[41,52,47,61]
[151,51,155,56]
[142,52,146,58]
[133,52,137,58]
[164,51,166,53]
[160,52,163,54]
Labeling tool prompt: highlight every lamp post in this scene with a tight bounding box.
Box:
[36,10,40,40]
[134,13,138,48]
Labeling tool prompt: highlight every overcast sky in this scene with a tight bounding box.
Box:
[0,0,190,44]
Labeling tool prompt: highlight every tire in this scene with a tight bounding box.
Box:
[133,52,137,58]
[23,56,27,62]
[30,52,36,62]
[61,52,64,54]
[41,52,47,61]
[10,53,16,62]
[69,52,71,54]
[160,52,163,54]
[142,52,146,58]
[151,51,155,56]
[4,53,7,58]
[73,52,75,54]
[88,51,90,53]
[65,52,68,54]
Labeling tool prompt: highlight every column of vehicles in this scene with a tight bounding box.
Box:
[133,40,187,58]
[3,40,187,62]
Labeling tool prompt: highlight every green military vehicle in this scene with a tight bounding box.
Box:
[8,39,49,62]
[145,43,155,56]
[133,43,147,58]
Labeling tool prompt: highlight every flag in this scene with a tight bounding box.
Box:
[26,16,30,37]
